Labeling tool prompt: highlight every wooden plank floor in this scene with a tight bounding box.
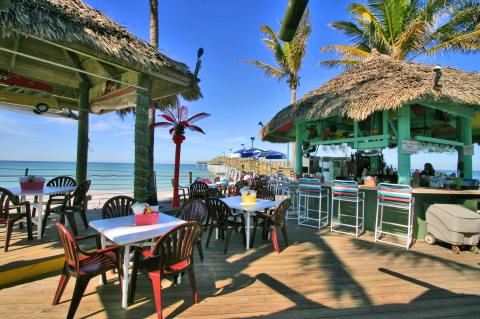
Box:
[1,220,480,318]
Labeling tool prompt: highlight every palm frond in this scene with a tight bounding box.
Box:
[116,107,135,120]
[238,60,286,80]
[321,45,370,58]
[319,59,362,69]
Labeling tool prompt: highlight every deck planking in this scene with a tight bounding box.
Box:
[1,219,480,318]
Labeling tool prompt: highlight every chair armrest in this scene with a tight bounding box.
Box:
[96,245,120,254]
[76,233,102,250]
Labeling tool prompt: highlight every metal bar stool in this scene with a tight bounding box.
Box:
[267,174,281,197]
[330,180,365,238]
[280,177,299,220]
[375,183,414,250]
[297,178,329,228]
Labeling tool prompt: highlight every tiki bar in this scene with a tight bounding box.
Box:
[261,51,480,245]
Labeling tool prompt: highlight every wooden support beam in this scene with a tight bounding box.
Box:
[134,73,151,202]
[76,81,89,184]
[415,136,464,147]
[413,101,476,119]
[388,117,398,137]
[8,34,20,71]
[65,51,90,84]
[310,134,390,146]
[295,123,303,175]
[456,117,473,178]
[353,121,359,148]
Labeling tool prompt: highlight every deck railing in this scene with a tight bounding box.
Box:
[209,156,293,176]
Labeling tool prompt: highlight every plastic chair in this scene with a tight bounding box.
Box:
[101,195,134,219]
[280,176,299,220]
[251,198,290,253]
[189,181,209,201]
[297,178,329,228]
[205,198,246,254]
[330,180,365,237]
[41,180,91,236]
[171,179,189,202]
[0,187,33,252]
[129,222,202,319]
[375,183,414,249]
[53,222,122,319]
[176,199,209,260]
[33,176,76,217]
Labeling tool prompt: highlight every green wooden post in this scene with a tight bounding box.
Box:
[457,117,473,178]
[295,123,303,175]
[76,81,89,184]
[397,106,411,185]
[134,74,150,202]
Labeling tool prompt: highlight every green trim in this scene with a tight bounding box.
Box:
[382,111,388,135]
[411,101,475,119]
[356,140,390,149]
[310,134,390,146]
[414,136,464,147]
[397,106,411,184]
[353,121,359,148]
[295,123,303,174]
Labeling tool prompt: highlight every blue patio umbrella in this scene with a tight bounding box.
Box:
[231,148,263,158]
[262,150,287,160]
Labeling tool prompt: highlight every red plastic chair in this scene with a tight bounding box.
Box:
[251,198,290,253]
[0,187,33,252]
[129,222,202,319]
[53,222,122,319]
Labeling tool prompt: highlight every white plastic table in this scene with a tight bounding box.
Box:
[9,186,76,239]
[220,196,281,250]
[89,213,185,309]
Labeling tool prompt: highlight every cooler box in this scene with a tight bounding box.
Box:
[426,204,480,246]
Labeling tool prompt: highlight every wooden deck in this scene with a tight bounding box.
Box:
[1,219,480,318]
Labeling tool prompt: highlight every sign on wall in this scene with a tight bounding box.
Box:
[464,145,474,156]
[401,140,421,155]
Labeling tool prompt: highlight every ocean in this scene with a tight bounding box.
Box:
[0,160,215,207]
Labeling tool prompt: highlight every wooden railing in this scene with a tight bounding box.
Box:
[209,157,293,176]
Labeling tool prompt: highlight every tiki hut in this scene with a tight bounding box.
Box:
[0,0,202,201]
[260,51,480,144]
[260,51,480,184]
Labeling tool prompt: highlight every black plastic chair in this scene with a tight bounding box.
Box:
[206,198,246,254]
[0,187,33,252]
[102,195,134,219]
[176,199,209,260]
[189,181,209,201]
[42,180,91,236]
[171,179,189,202]
[33,176,76,217]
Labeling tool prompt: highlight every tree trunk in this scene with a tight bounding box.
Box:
[290,85,297,170]
[147,0,159,205]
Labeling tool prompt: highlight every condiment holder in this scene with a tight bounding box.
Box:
[131,203,158,225]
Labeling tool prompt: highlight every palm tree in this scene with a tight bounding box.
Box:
[241,10,311,167]
[321,0,480,68]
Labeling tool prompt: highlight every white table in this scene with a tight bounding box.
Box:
[89,213,185,309]
[9,186,76,239]
[220,196,281,250]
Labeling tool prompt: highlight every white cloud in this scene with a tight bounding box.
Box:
[0,113,35,137]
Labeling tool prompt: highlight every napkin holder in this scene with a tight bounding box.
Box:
[19,176,45,191]
[132,203,159,226]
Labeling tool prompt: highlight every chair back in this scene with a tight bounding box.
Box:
[234,180,248,195]
[102,195,134,219]
[55,222,80,273]
[257,187,275,201]
[331,180,359,197]
[298,178,321,193]
[250,177,263,191]
[0,187,19,220]
[71,180,91,208]
[47,176,76,188]
[207,187,224,199]
[206,198,233,227]
[150,222,202,274]
[189,181,209,200]
[177,199,209,225]
[270,198,291,227]
[377,183,412,204]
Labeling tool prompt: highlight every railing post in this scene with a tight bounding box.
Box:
[188,171,193,185]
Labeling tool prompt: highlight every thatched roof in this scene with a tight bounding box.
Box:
[261,51,480,143]
[0,0,192,76]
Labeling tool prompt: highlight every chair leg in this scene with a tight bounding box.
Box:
[25,210,33,240]
[281,224,288,247]
[41,211,51,238]
[205,224,215,248]
[187,267,198,304]
[67,276,91,319]
[65,213,78,236]
[271,227,280,253]
[250,217,258,248]
[53,264,71,305]
[4,221,14,252]
[224,228,233,254]
[196,240,204,261]
[151,275,163,319]
[79,208,89,229]
[240,216,247,247]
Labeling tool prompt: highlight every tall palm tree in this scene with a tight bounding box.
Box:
[241,10,311,167]
[321,0,480,68]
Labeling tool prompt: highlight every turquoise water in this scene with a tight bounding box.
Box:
[0,160,214,192]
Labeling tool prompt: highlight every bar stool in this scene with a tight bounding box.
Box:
[330,180,365,238]
[267,174,281,197]
[375,183,414,250]
[280,176,299,220]
[297,178,329,228]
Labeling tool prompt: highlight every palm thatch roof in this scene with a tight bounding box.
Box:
[261,51,480,143]
[0,0,191,76]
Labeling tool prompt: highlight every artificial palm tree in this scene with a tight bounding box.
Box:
[241,10,311,168]
[321,0,480,68]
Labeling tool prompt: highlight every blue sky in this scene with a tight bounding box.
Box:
[0,0,479,170]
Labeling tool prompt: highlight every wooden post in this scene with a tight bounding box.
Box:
[76,81,89,184]
[295,123,303,176]
[188,171,193,185]
[397,106,411,185]
[457,117,473,178]
[134,73,150,203]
